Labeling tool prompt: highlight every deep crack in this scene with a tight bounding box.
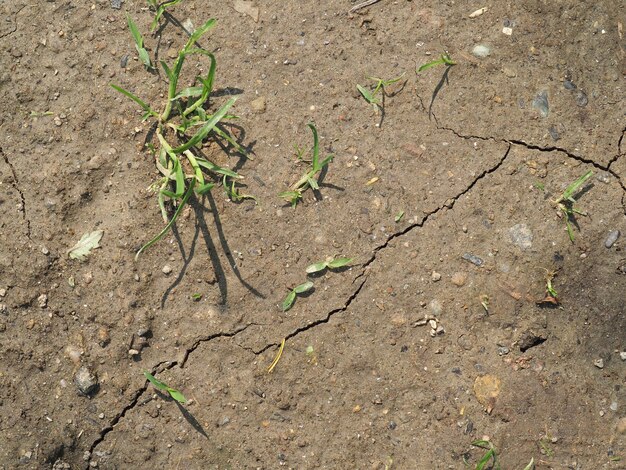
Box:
[1,147,32,239]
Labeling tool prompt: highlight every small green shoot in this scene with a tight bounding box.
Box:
[480,294,490,314]
[147,0,184,31]
[29,111,53,117]
[267,338,285,373]
[394,211,404,222]
[539,437,554,457]
[306,256,353,274]
[143,371,187,403]
[223,175,257,203]
[533,181,545,191]
[553,170,593,242]
[281,281,314,312]
[417,52,456,72]
[522,458,535,470]
[127,14,153,70]
[472,439,500,470]
[356,73,405,114]
[279,123,333,207]
[191,293,202,301]
[305,345,318,365]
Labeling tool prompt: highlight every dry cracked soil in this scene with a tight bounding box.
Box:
[1,0,625,469]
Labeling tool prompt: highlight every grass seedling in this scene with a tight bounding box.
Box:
[471,439,500,470]
[417,52,456,119]
[223,175,257,203]
[279,123,333,207]
[127,14,153,70]
[417,52,456,72]
[267,338,285,373]
[281,281,313,312]
[143,371,187,404]
[306,256,353,274]
[146,0,184,31]
[394,211,404,222]
[480,294,490,314]
[111,9,248,259]
[356,73,405,113]
[553,170,593,242]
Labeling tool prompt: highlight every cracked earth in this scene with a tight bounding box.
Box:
[1,1,625,469]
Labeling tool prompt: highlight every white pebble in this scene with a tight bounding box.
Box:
[472,45,491,58]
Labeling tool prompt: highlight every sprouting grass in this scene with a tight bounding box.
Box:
[417,52,456,72]
[267,338,285,373]
[356,73,405,114]
[111,7,248,259]
[143,371,187,403]
[553,170,593,242]
[279,123,333,207]
[305,256,353,274]
[147,0,184,31]
[471,440,500,470]
[417,52,456,119]
[281,281,313,312]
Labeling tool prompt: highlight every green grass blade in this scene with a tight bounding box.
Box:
[183,53,216,116]
[522,458,534,470]
[127,14,152,69]
[171,97,236,153]
[294,281,314,294]
[136,178,195,260]
[282,290,296,311]
[151,0,184,30]
[185,18,217,51]
[195,182,215,195]
[166,388,187,404]
[562,170,593,201]
[307,123,320,169]
[143,371,169,391]
[172,86,203,100]
[195,157,240,178]
[213,126,249,158]
[306,262,328,274]
[327,257,353,269]
[475,449,495,470]
[357,84,377,104]
[418,58,445,72]
[110,84,156,117]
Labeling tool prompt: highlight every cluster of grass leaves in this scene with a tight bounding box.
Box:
[112,3,247,259]
[553,170,593,242]
[279,123,333,207]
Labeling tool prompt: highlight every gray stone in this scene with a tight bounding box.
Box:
[605,230,620,248]
[74,366,98,396]
[509,223,533,250]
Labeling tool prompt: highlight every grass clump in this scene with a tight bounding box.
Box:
[279,123,333,207]
[553,170,593,242]
[111,6,247,259]
[356,73,405,113]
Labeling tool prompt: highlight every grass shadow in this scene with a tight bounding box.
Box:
[428,64,454,120]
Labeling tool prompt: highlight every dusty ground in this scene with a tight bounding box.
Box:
[1,0,625,468]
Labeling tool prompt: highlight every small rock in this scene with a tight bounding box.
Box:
[434,325,445,336]
[128,349,141,357]
[509,224,533,250]
[519,330,547,352]
[162,265,172,275]
[219,417,230,426]
[471,44,491,58]
[451,272,467,287]
[563,79,577,90]
[431,271,441,282]
[97,327,110,347]
[610,401,618,412]
[502,67,517,78]
[429,300,443,316]
[548,126,560,141]
[0,288,5,297]
[605,230,620,248]
[428,319,438,329]
[497,346,510,356]
[74,366,99,396]
[110,0,123,9]
[462,253,484,267]
[388,421,397,430]
[575,90,588,107]
[137,326,151,337]
[594,358,604,369]
[619,352,626,361]
[250,96,266,114]
[617,417,626,434]
[532,90,549,118]
[38,294,48,309]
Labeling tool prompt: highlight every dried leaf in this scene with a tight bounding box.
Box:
[473,374,501,414]
[68,230,104,261]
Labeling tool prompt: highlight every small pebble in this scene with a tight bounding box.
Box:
[250,96,266,114]
[509,223,533,250]
[594,358,604,369]
[575,90,588,107]
[462,253,484,267]
[0,288,5,297]
[605,230,620,248]
[548,126,560,141]
[431,272,441,282]
[610,402,618,412]
[97,327,110,347]
[532,90,549,118]
[451,272,467,287]
[563,80,577,90]
[429,300,443,316]
[617,417,626,434]
[162,265,172,275]
[619,352,626,361]
[388,421,397,430]
[38,294,48,308]
[0,304,6,315]
[497,346,510,356]
[110,0,123,9]
[74,366,99,396]
[502,67,516,78]
[471,44,491,58]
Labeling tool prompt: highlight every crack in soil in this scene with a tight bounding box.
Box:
[87,323,253,461]
[252,144,513,355]
[1,147,32,239]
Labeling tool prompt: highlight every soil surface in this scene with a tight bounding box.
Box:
[1,0,625,469]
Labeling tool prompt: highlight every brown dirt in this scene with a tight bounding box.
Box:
[1,0,625,468]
